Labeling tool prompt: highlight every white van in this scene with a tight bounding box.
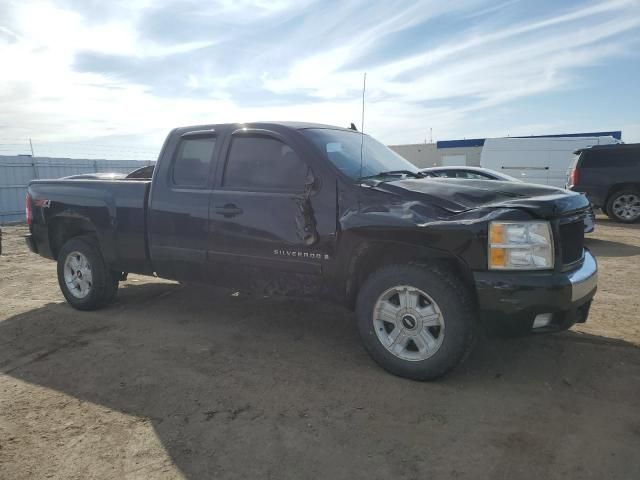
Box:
[480,136,620,188]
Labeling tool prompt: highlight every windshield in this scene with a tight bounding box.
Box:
[302,128,419,180]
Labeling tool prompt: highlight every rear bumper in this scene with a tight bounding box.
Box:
[25,225,55,259]
[570,186,607,209]
[25,234,38,254]
[474,250,597,335]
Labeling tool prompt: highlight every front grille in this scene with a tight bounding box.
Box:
[559,219,584,265]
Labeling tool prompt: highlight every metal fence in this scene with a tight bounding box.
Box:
[0,155,154,224]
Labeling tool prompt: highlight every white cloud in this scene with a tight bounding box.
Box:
[0,0,638,157]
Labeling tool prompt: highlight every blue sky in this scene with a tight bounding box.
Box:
[0,0,639,159]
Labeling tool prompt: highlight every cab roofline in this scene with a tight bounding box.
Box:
[174,121,354,133]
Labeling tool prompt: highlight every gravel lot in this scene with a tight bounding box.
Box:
[1,218,639,480]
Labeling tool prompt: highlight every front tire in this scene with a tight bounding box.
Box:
[57,235,119,310]
[606,189,640,223]
[356,264,476,381]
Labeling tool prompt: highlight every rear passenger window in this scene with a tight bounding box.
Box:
[466,172,491,179]
[172,137,216,187]
[454,171,488,179]
[581,150,640,169]
[223,136,309,191]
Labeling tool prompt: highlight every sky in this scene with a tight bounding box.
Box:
[0,0,639,159]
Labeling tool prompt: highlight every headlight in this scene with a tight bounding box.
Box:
[488,221,554,270]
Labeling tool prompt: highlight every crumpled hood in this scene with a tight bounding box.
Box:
[373,178,589,218]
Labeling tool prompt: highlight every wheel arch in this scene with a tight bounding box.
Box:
[606,183,640,203]
[48,215,100,260]
[344,239,476,309]
[605,183,640,222]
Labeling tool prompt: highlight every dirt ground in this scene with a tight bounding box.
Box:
[1,218,639,480]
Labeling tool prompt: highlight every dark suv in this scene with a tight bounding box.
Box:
[568,143,640,223]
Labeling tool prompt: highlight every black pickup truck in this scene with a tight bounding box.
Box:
[25,122,597,380]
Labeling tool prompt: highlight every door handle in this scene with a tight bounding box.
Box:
[215,204,243,217]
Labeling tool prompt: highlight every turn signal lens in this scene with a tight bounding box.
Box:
[489,223,504,244]
[490,247,506,268]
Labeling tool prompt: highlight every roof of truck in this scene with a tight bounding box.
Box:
[175,121,354,132]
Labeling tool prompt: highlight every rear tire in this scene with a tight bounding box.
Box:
[606,189,640,223]
[356,264,476,381]
[57,235,119,310]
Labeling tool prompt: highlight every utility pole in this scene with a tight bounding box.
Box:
[29,138,40,179]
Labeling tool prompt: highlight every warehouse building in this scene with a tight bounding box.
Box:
[389,131,622,168]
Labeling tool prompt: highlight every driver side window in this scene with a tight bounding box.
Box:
[223,136,309,192]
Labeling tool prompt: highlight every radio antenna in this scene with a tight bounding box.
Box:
[359,72,367,181]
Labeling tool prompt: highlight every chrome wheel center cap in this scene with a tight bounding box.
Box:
[402,314,417,330]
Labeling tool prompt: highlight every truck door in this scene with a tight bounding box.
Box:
[207,128,337,294]
[148,129,221,282]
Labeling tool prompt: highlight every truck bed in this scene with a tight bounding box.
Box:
[27,179,153,274]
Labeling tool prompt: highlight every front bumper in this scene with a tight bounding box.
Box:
[474,249,597,335]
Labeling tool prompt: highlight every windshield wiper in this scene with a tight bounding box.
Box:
[359,170,425,182]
